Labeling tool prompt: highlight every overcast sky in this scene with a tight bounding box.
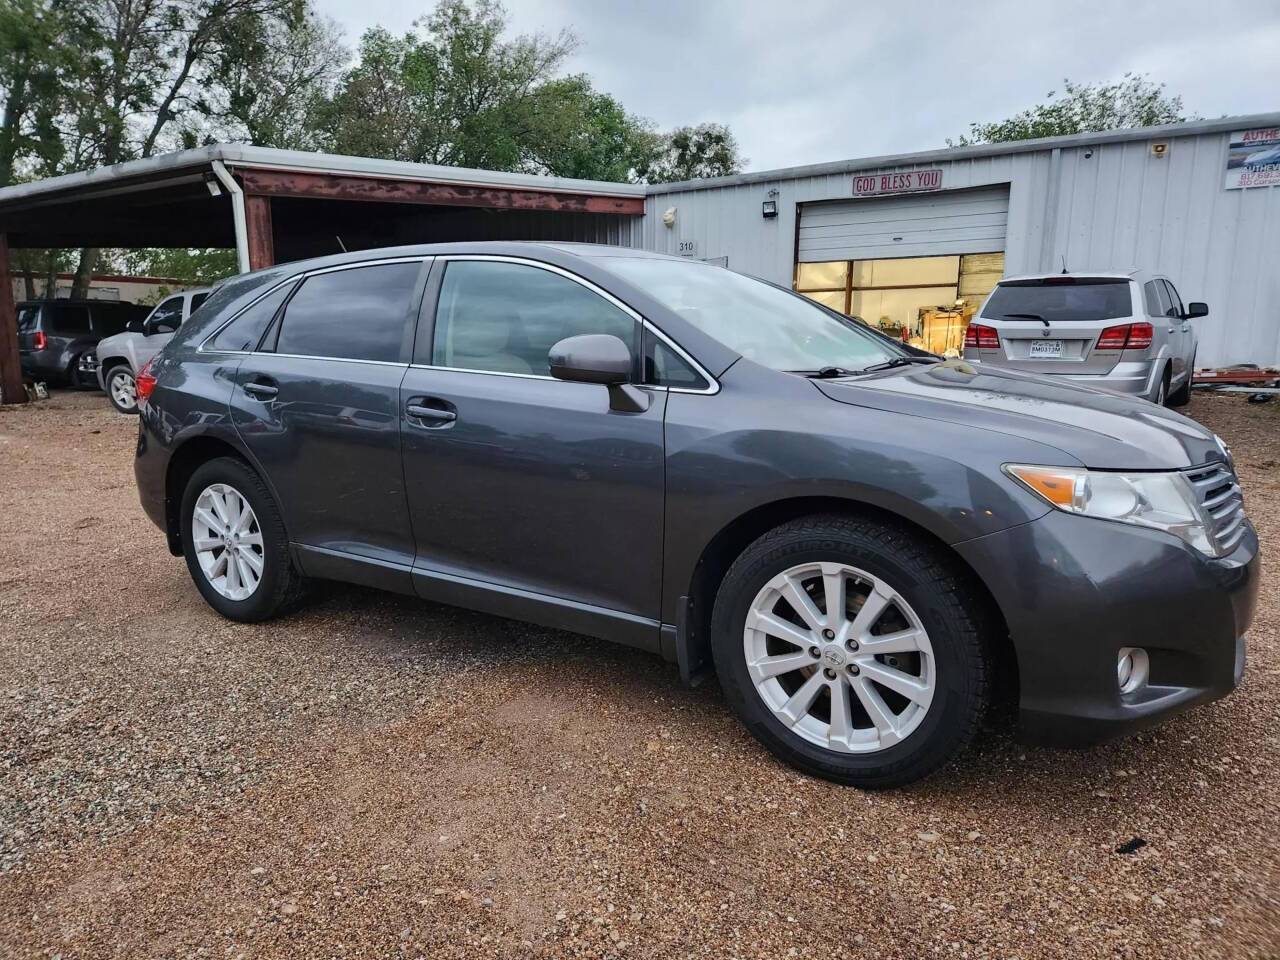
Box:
[313,0,1280,172]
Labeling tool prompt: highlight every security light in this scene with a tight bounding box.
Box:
[203,172,222,197]
[761,199,777,219]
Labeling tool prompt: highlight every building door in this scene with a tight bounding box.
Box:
[794,186,1009,354]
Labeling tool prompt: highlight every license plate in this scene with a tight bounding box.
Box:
[1029,339,1064,358]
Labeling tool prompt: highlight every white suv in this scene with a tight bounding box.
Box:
[95,287,210,413]
[962,270,1206,406]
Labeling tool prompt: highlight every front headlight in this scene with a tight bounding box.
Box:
[1004,464,1218,556]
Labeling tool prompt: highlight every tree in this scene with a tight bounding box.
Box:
[948,74,1190,146]
[634,122,743,183]
[212,5,347,149]
[62,0,311,296]
[119,247,238,287]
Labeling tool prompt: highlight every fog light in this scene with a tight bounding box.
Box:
[1117,647,1149,694]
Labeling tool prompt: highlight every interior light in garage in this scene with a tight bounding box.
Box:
[761,199,777,219]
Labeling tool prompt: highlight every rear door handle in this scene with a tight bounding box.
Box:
[243,379,278,400]
[406,398,456,425]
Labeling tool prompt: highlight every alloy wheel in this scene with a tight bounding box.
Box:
[109,369,136,410]
[192,483,265,601]
[743,561,936,753]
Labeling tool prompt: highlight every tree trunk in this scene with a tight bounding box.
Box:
[70,247,99,299]
[42,251,58,299]
[15,250,36,300]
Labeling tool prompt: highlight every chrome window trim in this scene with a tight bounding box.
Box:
[427,254,720,396]
[198,256,430,358]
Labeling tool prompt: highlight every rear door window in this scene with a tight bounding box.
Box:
[92,308,129,336]
[274,262,421,363]
[982,279,1133,322]
[48,305,90,334]
[190,292,209,312]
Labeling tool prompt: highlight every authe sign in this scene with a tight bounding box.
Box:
[852,169,944,197]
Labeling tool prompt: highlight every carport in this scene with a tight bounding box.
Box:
[0,145,646,404]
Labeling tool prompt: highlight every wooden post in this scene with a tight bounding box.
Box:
[245,195,274,271]
[0,234,26,406]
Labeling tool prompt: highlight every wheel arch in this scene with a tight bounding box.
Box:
[163,435,258,556]
[678,495,1017,706]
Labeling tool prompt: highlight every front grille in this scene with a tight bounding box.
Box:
[1186,462,1247,554]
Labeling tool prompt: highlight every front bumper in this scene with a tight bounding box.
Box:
[955,509,1259,746]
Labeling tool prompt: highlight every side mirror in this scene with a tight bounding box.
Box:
[548,334,632,384]
[126,319,144,334]
[1185,302,1209,319]
[548,333,650,413]
[145,320,176,336]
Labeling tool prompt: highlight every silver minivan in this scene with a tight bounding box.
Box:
[962,270,1207,406]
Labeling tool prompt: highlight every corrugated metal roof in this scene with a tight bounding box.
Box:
[645,112,1280,195]
[0,143,646,207]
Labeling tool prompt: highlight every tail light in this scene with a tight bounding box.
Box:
[1126,322,1153,349]
[964,323,1000,349]
[1096,322,1153,350]
[135,358,157,406]
[32,331,47,350]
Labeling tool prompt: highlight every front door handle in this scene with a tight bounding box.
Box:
[243,379,278,400]
[406,399,456,425]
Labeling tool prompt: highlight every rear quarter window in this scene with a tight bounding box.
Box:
[982,280,1134,322]
[16,305,40,331]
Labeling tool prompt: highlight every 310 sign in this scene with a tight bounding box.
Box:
[852,169,944,197]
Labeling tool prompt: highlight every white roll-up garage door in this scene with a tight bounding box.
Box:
[798,185,1010,262]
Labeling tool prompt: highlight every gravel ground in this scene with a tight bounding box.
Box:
[0,390,1276,959]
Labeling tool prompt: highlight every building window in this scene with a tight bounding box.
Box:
[795,252,1005,356]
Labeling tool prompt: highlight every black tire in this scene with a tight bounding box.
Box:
[710,514,991,788]
[104,364,138,415]
[179,456,307,622]
[1168,356,1194,407]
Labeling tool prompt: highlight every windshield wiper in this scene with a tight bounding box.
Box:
[856,356,942,374]
[790,366,859,379]
[1000,312,1050,327]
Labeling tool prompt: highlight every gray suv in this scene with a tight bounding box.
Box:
[134,243,1258,787]
[962,270,1205,406]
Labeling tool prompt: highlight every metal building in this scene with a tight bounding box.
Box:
[643,113,1280,367]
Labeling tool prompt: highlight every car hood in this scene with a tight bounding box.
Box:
[815,360,1224,470]
[95,332,135,355]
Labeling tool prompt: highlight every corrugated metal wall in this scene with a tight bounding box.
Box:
[642,130,1280,367]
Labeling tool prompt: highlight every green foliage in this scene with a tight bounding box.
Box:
[119,248,239,286]
[949,74,1190,146]
[635,123,744,183]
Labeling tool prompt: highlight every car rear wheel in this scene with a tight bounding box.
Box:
[180,457,306,622]
[105,365,138,414]
[710,515,991,788]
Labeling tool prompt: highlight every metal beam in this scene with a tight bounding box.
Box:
[237,168,645,216]
[244,195,274,270]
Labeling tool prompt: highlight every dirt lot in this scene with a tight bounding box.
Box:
[0,390,1276,959]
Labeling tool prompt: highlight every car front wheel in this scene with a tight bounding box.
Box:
[105,365,138,414]
[711,515,991,788]
[180,457,306,622]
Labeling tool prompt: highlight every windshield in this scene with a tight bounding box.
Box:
[982,279,1134,322]
[603,257,904,372]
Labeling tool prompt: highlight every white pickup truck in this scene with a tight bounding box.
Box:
[95,287,210,413]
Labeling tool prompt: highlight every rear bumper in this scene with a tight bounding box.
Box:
[19,351,66,383]
[955,510,1259,746]
[960,356,1160,401]
[1057,361,1159,399]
